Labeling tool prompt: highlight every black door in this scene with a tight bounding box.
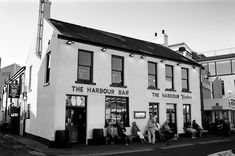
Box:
[166,104,177,134]
[10,106,20,134]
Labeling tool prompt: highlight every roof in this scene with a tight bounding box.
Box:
[48,18,200,66]
[196,53,235,62]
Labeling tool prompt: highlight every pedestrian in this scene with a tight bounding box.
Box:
[147,113,156,144]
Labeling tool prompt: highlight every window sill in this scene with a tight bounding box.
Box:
[43,82,50,87]
[181,90,192,93]
[109,84,127,88]
[147,87,160,90]
[165,88,176,92]
[75,80,96,85]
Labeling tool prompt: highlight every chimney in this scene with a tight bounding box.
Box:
[162,30,168,47]
[152,30,168,47]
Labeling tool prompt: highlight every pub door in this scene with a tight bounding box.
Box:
[10,106,20,134]
[66,107,86,144]
[166,104,177,134]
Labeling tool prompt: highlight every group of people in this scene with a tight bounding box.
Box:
[184,120,203,139]
[106,113,178,145]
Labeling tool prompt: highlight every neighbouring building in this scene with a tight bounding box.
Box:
[196,51,235,130]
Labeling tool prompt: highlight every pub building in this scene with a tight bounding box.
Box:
[21,1,202,146]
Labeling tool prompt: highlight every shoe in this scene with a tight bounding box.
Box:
[125,143,128,145]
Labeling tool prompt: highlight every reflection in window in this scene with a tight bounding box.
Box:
[112,56,124,86]
[149,103,159,122]
[208,62,216,76]
[66,95,86,107]
[165,65,174,90]
[105,96,129,127]
[183,104,191,124]
[216,60,231,75]
[181,68,189,91]
[77,50,93,83]
[148,62,158,89]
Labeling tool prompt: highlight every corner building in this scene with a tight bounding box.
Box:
[24,18,202,145]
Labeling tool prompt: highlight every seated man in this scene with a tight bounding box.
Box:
[131,121,146,143]
[106,122,119,144]
[184,120,197,139]
[117,121,129,145]
[160,120,175,141]
[192,120,203,138]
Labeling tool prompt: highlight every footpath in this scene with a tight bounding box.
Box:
[0,132,234,156]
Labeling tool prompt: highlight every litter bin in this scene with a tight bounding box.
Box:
[55,130,68,148]
[93,129,105,145]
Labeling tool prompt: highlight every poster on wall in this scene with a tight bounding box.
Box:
[9,84,21,98]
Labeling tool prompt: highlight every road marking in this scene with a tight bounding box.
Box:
[197,139,230,145]
[160,143,194,149]
[29,151,47,156]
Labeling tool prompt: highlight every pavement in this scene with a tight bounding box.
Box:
[0,132,234,156]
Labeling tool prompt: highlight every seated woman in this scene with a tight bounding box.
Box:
[131,121,146,143]
[117,121,129,145]
[106,122,119,144]
[192,120,203,138]
[160,120,175,141]
[184,120,197,139]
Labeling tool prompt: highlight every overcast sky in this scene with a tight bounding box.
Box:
[0,0,235,67]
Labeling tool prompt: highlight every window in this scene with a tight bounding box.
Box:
[149,103,159,123]
[165,65,174,90]
[216,60,231,75]
[181,68,189,92]
[232,60,235,74]
[77,50,93,83]
[29,65,32,91]
[221,80,225,95]
[111,55,124,86]
[148,62,158,89]
[208,62,216,76]
[183,104,191,124]
[45,52,51,83]
[105,96,129,127]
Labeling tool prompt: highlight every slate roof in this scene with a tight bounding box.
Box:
[196,53,235,62]
[48,18,200,66]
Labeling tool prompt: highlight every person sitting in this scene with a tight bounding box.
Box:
[131,121,146,143]
[192,120,203,138]
[106,122,119,144]
[184,120,197,139]
[160,120,175,141]
[155,120,164,141]
[117,121,129,145]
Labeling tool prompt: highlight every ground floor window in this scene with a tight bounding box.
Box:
[105,96,129,127]
[149,103,159,123]
[231,111,235,127]
[183,104,191,124]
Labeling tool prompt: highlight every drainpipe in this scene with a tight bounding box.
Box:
[199,66,205,128]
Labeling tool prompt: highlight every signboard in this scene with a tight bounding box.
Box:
[9,84,20,98]
[152,92,192,100]
[134,111,146,119]
[229,99,235,108]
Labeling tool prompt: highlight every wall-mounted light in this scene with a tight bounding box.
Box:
[140,55,146,59]
[101,47,107,52]
[66,40,74,45]
[129,53,135,57]
[160,59,165,63]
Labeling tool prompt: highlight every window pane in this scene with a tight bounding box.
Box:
[216,60,231,75]
[112,57,122,71]
[166,77,173,89]
[232,60,235,74]
[148,75,156,88]
[148,63,156,75]
[78,66,90,80]
[208,62,216,76]
[166,65,173,77]
[181,68,188,79]
[182,80,188,90]
[79,51,91,66]
[112,71,122,84]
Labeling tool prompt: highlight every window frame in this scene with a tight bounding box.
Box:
[149,102,159,123]
[76,49,94,84]
[148,62,158,89]
[183,104,191,125]
[181,68,189,92]
[165,65,174,90]
[45,51,51,84]
[111,55,125,87]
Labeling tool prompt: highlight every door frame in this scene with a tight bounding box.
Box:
[166,103,177,133]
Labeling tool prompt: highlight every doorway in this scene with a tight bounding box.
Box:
[166,104,177,133]
[65,95,86,144]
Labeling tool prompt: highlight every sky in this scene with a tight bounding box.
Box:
[0,0,235,68]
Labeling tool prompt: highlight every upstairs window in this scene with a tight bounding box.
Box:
[208,62,216,76]
[45,52,51,84]
[165,65,174,90]
[111,55,124,87]
[181,68,189,92]
[77,50,93,84]
[148,62,158,89]
[216,60,231,75]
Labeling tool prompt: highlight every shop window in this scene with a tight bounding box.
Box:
[45,52,51,84]
[148,62,158,89]
[149,103,159,123]
[208,62,216,76]
[165,65,174,90]
[111,55,124,87]
[183,104,191,124]
[29,65,32,91]
[105,96,129,127]
[181,68,189,92]
[76,50,93,84]
[216,60,231,75]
